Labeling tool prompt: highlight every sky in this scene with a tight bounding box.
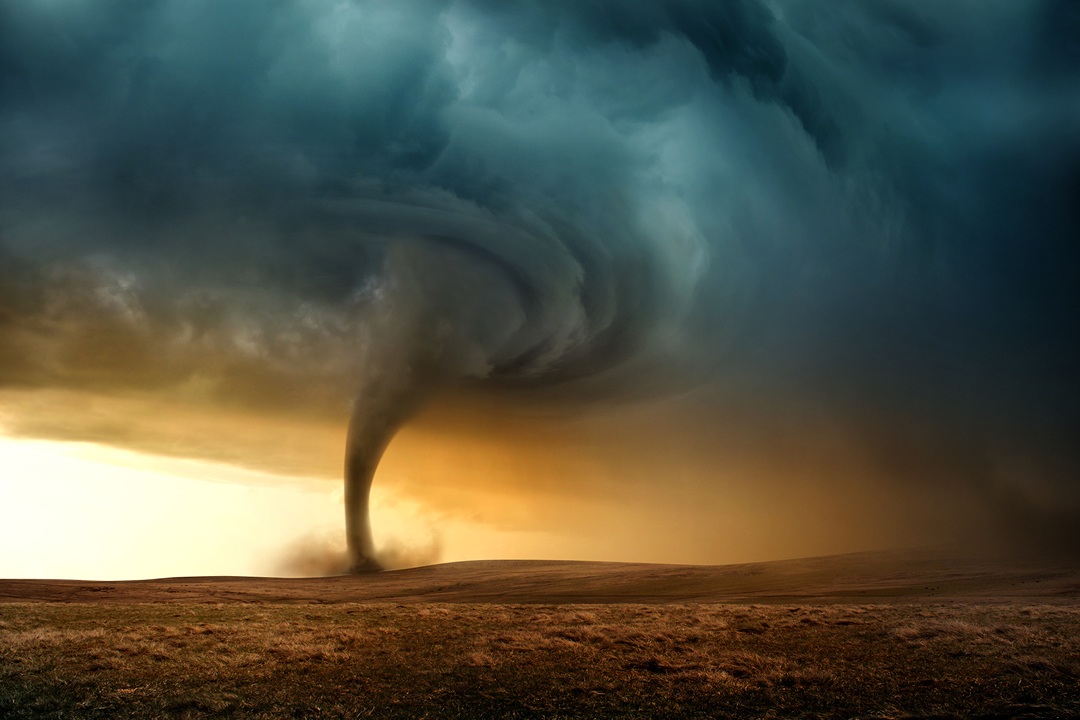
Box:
[1,0,1078,578]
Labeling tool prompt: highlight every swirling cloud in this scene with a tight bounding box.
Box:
[2,0,1078,559]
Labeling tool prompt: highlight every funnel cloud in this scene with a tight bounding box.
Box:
[1,0,1078,566]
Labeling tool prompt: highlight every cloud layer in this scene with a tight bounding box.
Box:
[2,0,1078,555]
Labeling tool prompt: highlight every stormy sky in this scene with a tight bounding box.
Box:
[2,0,1079,568]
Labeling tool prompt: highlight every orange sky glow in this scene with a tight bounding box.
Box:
[0,386,975,580]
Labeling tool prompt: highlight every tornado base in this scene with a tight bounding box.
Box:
[348,553,383,574]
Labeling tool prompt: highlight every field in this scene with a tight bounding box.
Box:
[2,552,1079,719]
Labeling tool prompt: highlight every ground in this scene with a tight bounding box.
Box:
[2,550,1079,718]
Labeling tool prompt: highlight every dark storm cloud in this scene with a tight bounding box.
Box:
[1,0,1078,551]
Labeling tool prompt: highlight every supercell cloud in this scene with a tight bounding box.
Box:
[1,0,1078,562]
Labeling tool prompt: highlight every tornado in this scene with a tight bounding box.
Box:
[344,401,389,572]
[344,388,416,573]
[342,349,436,572]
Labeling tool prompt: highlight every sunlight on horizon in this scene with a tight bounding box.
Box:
[0,434,576,580]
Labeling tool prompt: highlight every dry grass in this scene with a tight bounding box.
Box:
[2,602,1079,718]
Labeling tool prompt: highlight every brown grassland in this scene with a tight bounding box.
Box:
[3,600,1080,719]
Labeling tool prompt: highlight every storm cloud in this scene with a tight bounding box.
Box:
[1,0,1078,558]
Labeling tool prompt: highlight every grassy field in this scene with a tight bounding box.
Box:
[2,602,1079,719]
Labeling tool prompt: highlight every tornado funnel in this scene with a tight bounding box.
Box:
[343,406,387,573]
[343,357,433,573]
